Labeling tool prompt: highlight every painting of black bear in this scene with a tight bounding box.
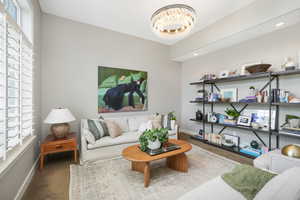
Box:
[98,66,148,113]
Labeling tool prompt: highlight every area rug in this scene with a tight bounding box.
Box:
[69,146,237,200]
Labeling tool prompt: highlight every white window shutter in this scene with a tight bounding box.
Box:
[0,8,5,160]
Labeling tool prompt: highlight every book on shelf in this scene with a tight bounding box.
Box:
[239,145,262,157]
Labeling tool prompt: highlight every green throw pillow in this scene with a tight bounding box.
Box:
[87,119,109,140]
[222,164,276,200]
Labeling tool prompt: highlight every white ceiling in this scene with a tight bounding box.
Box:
[38,0,257,45]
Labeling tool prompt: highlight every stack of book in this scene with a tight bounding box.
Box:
[240,145,262,157]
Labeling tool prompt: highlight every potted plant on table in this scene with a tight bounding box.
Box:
[225,108,240,120]
[139,128,169,152]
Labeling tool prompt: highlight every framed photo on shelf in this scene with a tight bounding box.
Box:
[222,133,240,147]
[220,88,238,102]
[243,110,276,130]
[237,115,252,126]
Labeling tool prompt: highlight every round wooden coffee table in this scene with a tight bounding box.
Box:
[122,139,192,187]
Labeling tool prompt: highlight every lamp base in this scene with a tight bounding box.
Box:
[51,123,70,139]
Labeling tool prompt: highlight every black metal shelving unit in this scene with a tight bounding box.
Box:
[189,70,300,155]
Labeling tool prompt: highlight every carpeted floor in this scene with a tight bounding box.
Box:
[69,146,237,200]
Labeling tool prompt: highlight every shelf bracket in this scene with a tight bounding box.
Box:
[252,130,267,147]
[218,127,227,135]
[230,104,248,115]
[213,83,221,92]
[259,76,275,92]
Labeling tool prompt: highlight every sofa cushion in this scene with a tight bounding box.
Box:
[105,120,122,138]
[87,131,141,149]
[138,120,152,133]
[87,119,108,140]
[128,115,150,131]
[150,114,162,129]
[178,176,246,200]
[254,167,300,200]
[106,117,129,132]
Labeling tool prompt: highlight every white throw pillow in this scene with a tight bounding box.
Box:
[105,120,123,138]
[138,121,153,133]
[150,114,162,129]
[254,167,300,200]
[128,115,150,131]
[84,129,96,144]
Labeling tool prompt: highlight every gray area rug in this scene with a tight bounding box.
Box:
[69,146,237,200]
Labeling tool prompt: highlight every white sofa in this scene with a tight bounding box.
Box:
[80,115,178,164]
[254,149,300,173]
[178,167,300,200]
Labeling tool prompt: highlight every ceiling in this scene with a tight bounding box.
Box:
[38,0,257,45]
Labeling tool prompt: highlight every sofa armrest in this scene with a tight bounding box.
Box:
[80,120,89,165]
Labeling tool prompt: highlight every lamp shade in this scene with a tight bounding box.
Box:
[44,108,76,124]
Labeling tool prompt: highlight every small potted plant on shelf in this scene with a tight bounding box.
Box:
[168,111,177,130]
[139,128,169,152]
[225,108,240,120]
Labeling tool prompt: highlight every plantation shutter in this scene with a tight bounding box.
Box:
[20,35,33,138]
[6,15,21,150]
[0,7,5,159]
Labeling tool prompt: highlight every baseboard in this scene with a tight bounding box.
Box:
[14,158,39,200]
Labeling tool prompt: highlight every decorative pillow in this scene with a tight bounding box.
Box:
[84,129,96,144]
[138,120,153,133]
[254,167,300,200]
[128,115,150,131]
[87,119,109,140]
[105,117,129,132]
[105,120,122,138]
[150,114,162,129]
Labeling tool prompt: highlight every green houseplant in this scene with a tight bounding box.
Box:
[225,108,240,120]
[139,128,169,152]
[168,111,177,130]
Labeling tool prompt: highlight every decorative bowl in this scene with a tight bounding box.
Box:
[282,144,300,159]
[245,64,271,74]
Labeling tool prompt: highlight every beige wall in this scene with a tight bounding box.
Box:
[181,22,300,148]
[41,14,181,137]
[0,0,42,200]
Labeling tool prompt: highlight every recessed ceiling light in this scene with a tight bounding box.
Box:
[275,22,285,28]
[193,53,198,56]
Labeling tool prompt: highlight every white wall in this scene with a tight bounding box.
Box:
[0,0,42,199]
[41,14,181,137]
[181,22,300,148]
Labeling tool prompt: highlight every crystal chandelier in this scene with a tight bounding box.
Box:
[151,4,196,39]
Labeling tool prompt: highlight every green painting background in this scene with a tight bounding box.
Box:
[98,66,148,113]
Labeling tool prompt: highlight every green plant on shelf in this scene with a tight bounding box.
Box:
[225,108,240,119]
[168,111,177,121]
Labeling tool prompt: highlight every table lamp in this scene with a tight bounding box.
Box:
[44,108,76,139]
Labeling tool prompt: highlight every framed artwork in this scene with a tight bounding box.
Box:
[222,134,240,147]
[98,66,148,113]
[220,88,238,102]
[244,110,276,130]
[237,115,252,126]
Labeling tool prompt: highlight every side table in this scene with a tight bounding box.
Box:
[40,132,77,169]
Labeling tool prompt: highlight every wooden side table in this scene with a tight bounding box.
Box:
[40,132,77,170]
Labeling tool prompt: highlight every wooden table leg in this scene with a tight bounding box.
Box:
[131,161,151,187]
[40,154,44,170]
[74,149,77,163]
[167,153,188,172]
[144,162,150,187]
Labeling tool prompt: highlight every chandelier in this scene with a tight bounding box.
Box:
[151,4,196,39]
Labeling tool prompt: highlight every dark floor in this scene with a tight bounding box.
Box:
[22,152,75,200]
[22,133,252,200]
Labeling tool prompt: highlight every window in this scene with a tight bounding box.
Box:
[0,2,33,161]
[2,0,20,24]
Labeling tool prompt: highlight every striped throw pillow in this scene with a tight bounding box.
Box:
[87,119,109,140]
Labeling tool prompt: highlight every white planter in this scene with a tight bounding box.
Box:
[228,116,234,120]
[171,120,176,130]
[147,139,161,150]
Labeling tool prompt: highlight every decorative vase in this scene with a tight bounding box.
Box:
[147,139,161,150]
[228,116,234,120]
[170,120,176,130]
